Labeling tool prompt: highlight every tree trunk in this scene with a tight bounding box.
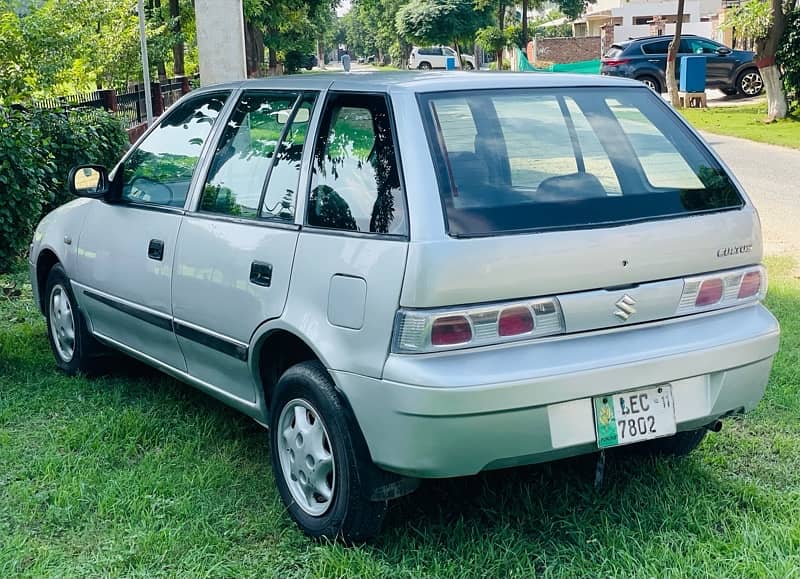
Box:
[454,38,463,70]
[244,20,265,77]
[754,0,789,120]
[665,0,685,107]
[268,44,279,76]
[496,2,506,68]
[169,0,184,76]
[521,0,528,49]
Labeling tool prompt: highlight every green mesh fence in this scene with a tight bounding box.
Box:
[515,47,601,75]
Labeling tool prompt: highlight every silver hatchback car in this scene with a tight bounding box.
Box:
[30,72,780,541]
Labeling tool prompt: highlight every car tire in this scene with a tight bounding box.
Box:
[737,69,764,96]
[636,428,707,457]
[464,61,474,71]
[418,62,432,70]
[636,75,662,93]
[269,360,388,543]
[720,87,739,96]
[44,263,106,376]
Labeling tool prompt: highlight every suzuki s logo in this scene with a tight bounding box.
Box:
[614,294,637,321]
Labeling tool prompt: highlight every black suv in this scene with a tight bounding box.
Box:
[601,35,763,96]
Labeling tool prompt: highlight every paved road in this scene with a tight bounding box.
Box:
[702,131,800,257]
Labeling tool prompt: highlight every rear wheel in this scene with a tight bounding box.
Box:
[721,87,739,96]
[418,61,432,70]
[463,61,474,71]
[637,75,661,93]
[270,360,387,542]
[737,69,764,96]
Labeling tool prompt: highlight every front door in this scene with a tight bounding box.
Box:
[75,91,230,370]
[680,38,736,87]
[171,91,318,403]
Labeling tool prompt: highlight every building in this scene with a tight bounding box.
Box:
[573,0,721,46]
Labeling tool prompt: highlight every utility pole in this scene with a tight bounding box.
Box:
[138,0,154,125]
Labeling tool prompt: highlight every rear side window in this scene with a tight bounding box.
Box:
[420,88,742,236]
[307,92,407,236]
[642,40,671,54]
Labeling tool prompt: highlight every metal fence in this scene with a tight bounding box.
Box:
[27,75,197,129]
[30,91,104,112]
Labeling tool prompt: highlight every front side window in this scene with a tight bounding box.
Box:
[307,93,406,236]
[122,92,229,206]
[199,91,314,219]
[421,87,742,236]
[680,38,720,54]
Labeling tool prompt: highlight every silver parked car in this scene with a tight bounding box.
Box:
[30,72,780,541]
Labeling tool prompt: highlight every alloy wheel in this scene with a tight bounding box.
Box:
[740,71,763,96]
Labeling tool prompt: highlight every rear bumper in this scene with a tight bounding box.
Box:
[333,304,780,478]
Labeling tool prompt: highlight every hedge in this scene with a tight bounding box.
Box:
[0,107,128,272]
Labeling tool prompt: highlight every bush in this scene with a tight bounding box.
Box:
[778,9,800,111]
[0,107,128,272]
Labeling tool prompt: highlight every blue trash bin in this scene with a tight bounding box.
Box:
[445,56,456,70]
[680,56,706,93]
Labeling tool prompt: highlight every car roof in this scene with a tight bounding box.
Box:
[196,71,643,96]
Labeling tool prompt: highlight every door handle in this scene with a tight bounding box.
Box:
[148,239,165,261]
[648,59,660,62]
[250,261,272,287]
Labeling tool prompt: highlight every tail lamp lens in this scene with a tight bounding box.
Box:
[738,270,761,298]
[498,306,534,336]
[696,278,723,306]
[431,315,472,346]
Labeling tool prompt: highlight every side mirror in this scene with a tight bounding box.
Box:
[68,165,110,198]
[716,47,732,56]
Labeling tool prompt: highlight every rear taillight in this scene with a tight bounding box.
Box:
[677,266,766,315]
[431,315,472,346]
[602,58,630,66]
[498,306,534,336]
[393,297,565,353]
[738,270,761,298]
[696,278,723,306]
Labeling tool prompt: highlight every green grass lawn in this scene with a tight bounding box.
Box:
[1,258,799,577]
[681,104,800,150]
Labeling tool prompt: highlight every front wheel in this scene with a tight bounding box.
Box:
[44,263,105,375]
[738,69,764,96]
[270,361,387,542]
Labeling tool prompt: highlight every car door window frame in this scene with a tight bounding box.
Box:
[186,88,323,230]
[302,90,410,241]
[109,90,234,213]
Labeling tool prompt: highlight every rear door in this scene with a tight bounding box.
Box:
[75,91,230,369]
[171,90,317,403]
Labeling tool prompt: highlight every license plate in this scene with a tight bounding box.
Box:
[593,386,676,449]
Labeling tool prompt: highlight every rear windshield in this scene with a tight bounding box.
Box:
[604,45,625,58]
[419,88,743,237]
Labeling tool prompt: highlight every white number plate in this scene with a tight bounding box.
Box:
[594,386,676,448]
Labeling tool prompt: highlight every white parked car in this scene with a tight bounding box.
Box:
[408,46,476,70]
[30,72,779,542]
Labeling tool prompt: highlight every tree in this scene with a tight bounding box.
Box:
[666,0,686,107]
[725,0,799,120]
[396,0,491,66]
